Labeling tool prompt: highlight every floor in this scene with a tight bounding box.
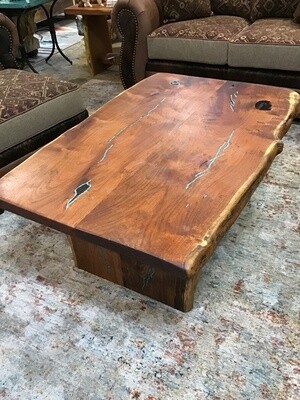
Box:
[0,33,299,400]
[29,18,123,114]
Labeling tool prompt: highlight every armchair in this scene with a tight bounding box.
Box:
[112,0,162,88]
[0,12,20,69]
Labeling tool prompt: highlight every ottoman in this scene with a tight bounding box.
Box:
[0,69,88,172]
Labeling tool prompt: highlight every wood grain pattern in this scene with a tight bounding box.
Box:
[69,236,196,311]
[0,74,298,311]
[64,6,113,75]
[64,5,112,16]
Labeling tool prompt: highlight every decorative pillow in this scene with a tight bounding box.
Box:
[162,0,211,22]
[211,0,252,20]
[251,0,299,21]
[294,1,300,23]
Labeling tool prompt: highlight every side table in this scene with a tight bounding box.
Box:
[64,5,113,76]
[46,0,72,65]
[0,0,72,72]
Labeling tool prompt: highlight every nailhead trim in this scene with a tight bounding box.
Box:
[116,9,138,88]
[0,25,20,69]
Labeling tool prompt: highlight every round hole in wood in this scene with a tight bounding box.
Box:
[255,100,272,111]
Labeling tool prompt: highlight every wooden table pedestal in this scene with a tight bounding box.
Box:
[65,5,113,75]
[69,235,198,312]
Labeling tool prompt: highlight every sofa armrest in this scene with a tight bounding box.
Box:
[112,0,162,88]
[0,13,20,70]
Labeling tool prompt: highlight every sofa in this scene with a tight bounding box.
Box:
[112,0,300,89]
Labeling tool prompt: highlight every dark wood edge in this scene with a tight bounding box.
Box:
[73,228,189,278]
[0,199,188,279]
[64,5,112,16]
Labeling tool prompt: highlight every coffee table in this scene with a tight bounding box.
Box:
[0,74,298,311]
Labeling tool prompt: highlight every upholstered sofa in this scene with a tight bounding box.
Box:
[0,13,88,173]
[112,0,300,89]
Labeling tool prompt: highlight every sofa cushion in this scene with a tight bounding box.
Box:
[211,0,252,20]
[294,1,300,23]
[228,18,300,71]
[250,0,298,21]
[162,0,211,22]
[0,69,85,153]
[148,15,250,65]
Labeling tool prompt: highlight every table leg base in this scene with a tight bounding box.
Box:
[83,15,113,76]
[69,236,198,312]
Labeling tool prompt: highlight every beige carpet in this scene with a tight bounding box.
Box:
[0,41,299,400]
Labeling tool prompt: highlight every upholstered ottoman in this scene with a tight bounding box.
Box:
[0,69,88,172]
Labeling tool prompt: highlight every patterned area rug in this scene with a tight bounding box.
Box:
[1,43,300,399]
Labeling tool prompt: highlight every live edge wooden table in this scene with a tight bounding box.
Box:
[0,74,299,311]
[64,4,113,75]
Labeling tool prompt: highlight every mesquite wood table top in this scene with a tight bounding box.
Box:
[0,74,299,311]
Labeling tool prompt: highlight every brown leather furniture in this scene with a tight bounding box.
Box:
[112,0,300,89]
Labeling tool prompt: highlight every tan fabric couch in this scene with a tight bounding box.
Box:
[112,0,300,89]
[0,14,88,174]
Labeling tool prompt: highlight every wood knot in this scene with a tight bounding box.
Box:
[255,100,272,111]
